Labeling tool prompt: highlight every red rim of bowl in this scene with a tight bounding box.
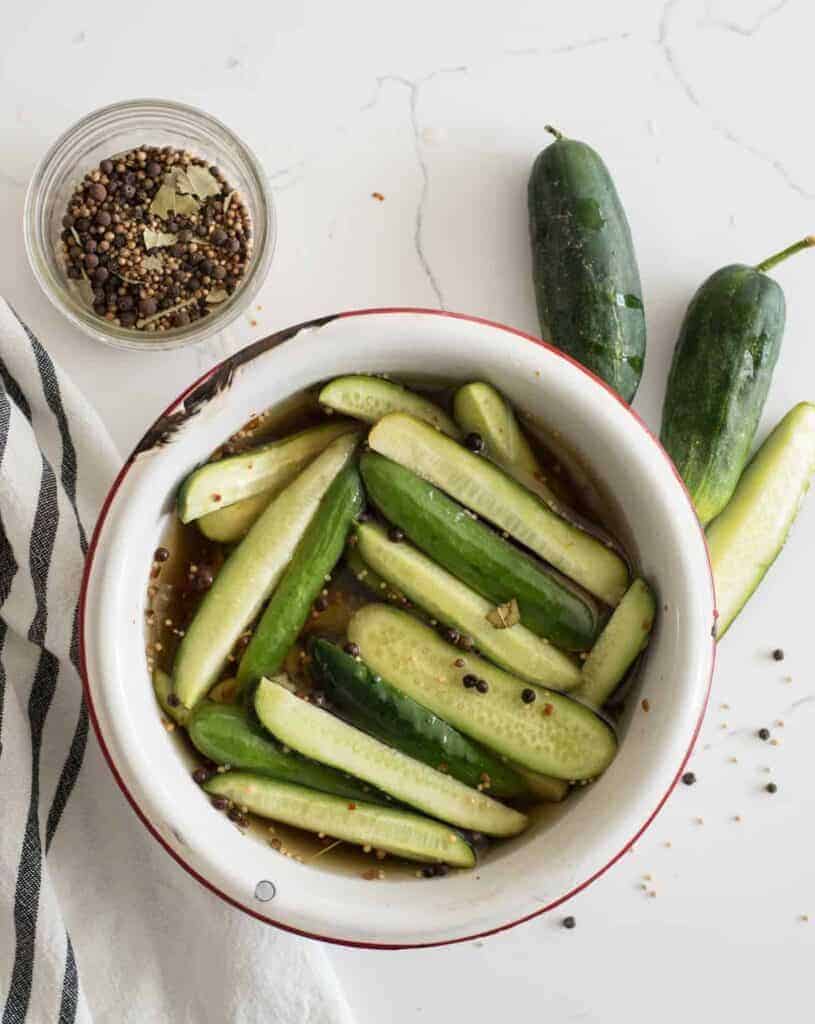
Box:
[78,306,717,950]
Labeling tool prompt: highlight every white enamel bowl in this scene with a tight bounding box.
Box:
[79,308,716,948]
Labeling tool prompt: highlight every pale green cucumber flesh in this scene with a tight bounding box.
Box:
[368,413,629,605]
[254,680,527,836]
[236,465,363,692]
[577,579,655,707]
[319,375,460,437]
[453,382,542,476]
[707,402,815,638]
[205,773,475,867]
[177,420,354,523]
[173,433,359,710]
[356,521,581,690]
[510,765,570,802]
[197,491,274,543]
[348,604,617,780]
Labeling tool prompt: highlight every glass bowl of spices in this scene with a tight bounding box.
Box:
[24,99,274,351]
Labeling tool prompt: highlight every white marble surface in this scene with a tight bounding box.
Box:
[3,0,814,1020]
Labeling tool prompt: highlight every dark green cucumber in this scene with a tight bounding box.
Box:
[187,701,392,805]
[360,452,599,650]
[661,237,815,525]
[310,639,527,798]
[528,126,645,402]
[204,773,476,867]
[236,464,364,696]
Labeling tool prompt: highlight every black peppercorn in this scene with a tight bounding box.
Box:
[192,766,212,785]
[766,782,778,794]
[154,547,170,562]
[442,627,460,645]
[758,727,771,741]
[562,916,576,930]
[211,795,229,811]
[462,674,478,689]
[464,432,485,453]
[521,688,536,704]
[343,642,360,658]
[476,679,489,694]
[681,771,696,786]
[388,526,405,543]
[313,595,329,612]
[166,692,180,707]
[772,648,785,661]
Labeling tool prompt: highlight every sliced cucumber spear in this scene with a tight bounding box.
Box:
[707,402,815,638]
[360,452,599,650]
[205,773,476,867]
[576,579,655,707]
[173,432,359,711]
[310,639,529,799]
[348,604,617,780]
[254,679,527,836]
[236,464,363,697]
[153,668,189,726]
[510,766,570,802]
[187,701,392,805]
[453,382,542,477]
[356,521,581,690]
[197,492,276,544]
[319,375,460,437]
[368,412,629,605]
[177,420,355,524]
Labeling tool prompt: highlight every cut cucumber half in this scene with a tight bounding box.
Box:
[236,465,363,695]
[204,773,476,867]
[360,452,599,650]
[311,639,528,798]
[368,413,629,605]
[319,375,460,437]
[197,491,275,544]
[177,420,355,523]
[453,382,542,477]
[707,402,815,638]
[153,668,189,725]
[187,701,391,805]
[348,604,617,780]
[254,679,527,836]
[577,579,656,707]
[356,521,581,689]
[173,432,359,710]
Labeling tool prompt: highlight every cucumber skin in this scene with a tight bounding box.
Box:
[360,452,598,650]
[661,265,785,526]
[237,465,364,694]
[529,137,645,403]
[188,702,392,806]
[310,639,528,799]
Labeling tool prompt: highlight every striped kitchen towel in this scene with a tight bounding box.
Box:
[0,300,353,1024]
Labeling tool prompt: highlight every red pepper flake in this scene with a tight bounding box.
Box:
[543,703,554,716]
[641,698,650,712]
[347,802,357,811]
[212,493,222,502]
[371,191,385,201]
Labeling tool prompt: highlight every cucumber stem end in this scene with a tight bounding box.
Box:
[544,125,564,141]
[755,235,815,274]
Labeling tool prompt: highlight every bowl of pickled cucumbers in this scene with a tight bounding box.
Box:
[81,310,715,945]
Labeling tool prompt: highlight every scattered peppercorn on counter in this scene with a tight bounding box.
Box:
[147,375,656,877]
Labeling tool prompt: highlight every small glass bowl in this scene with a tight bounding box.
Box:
[24,99,275,352]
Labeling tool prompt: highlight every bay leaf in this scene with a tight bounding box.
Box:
[149,184,200,220]
[69,226,82,247]
[485,597,520,629]
[141,254,164,272]
[143,229,177,250]
[206,288,228,304]
[176,164,222,200]
[74,274,95,309]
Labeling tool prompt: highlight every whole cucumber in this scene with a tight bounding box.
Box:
[661,236,814,526]
[528,126,645,402]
